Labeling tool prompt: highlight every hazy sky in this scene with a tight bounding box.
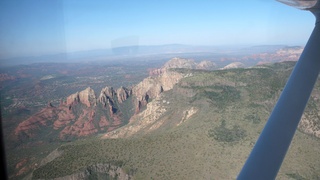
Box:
[0,0,316,59]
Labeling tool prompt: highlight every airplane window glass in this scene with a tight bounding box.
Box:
[0,0,319,179]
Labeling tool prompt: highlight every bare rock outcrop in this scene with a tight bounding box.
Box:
[79,87,96,107]
[149,58,216,76]
[177,107,198,126]
[99,86,115,103]
[66,87,96,107]
[196,60,216,70]
[99,86,118,115]
[221,62,245,70]
[133,58,193,113]
[159,70,184,91]
[132,70,184,113]
[117,86,132,103]
[133,77,163,100]
[163,57,197,69]
[103,95,168,139]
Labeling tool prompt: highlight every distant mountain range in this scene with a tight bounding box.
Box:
[0,44,294,66]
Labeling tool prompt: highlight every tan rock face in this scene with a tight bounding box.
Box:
[103,95,168,139]
[99,87,115,101]
[102,58,218,139]
[221,62,245,70]
[99,86,119,115]
[133,58,190,113]
[149,58,216,76]
[102,96,199,139]
[132,77,163,100]
[99,86,115,107]
[177,107,198,126]
[163,57,197,69]
[79,87,96,107]
[132,72,182,114]
[159,70,184,91]
[117,86,132,103]
[137,59,188,95]
[66,92,80,106]
[66,87,96,107]
[196,60,216,70]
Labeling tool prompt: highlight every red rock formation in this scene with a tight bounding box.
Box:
[16,166,29,176]
[59,109,98,139]
[53,107,75,129]
[15,158,28,169]
[15,85,132,141]
[15,106,58,138]
[99,116,110,131]
[106,115,123,132]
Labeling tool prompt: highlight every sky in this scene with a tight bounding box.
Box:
[0,0,316,59]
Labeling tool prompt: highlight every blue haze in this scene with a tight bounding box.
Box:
[0,0,315,60]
